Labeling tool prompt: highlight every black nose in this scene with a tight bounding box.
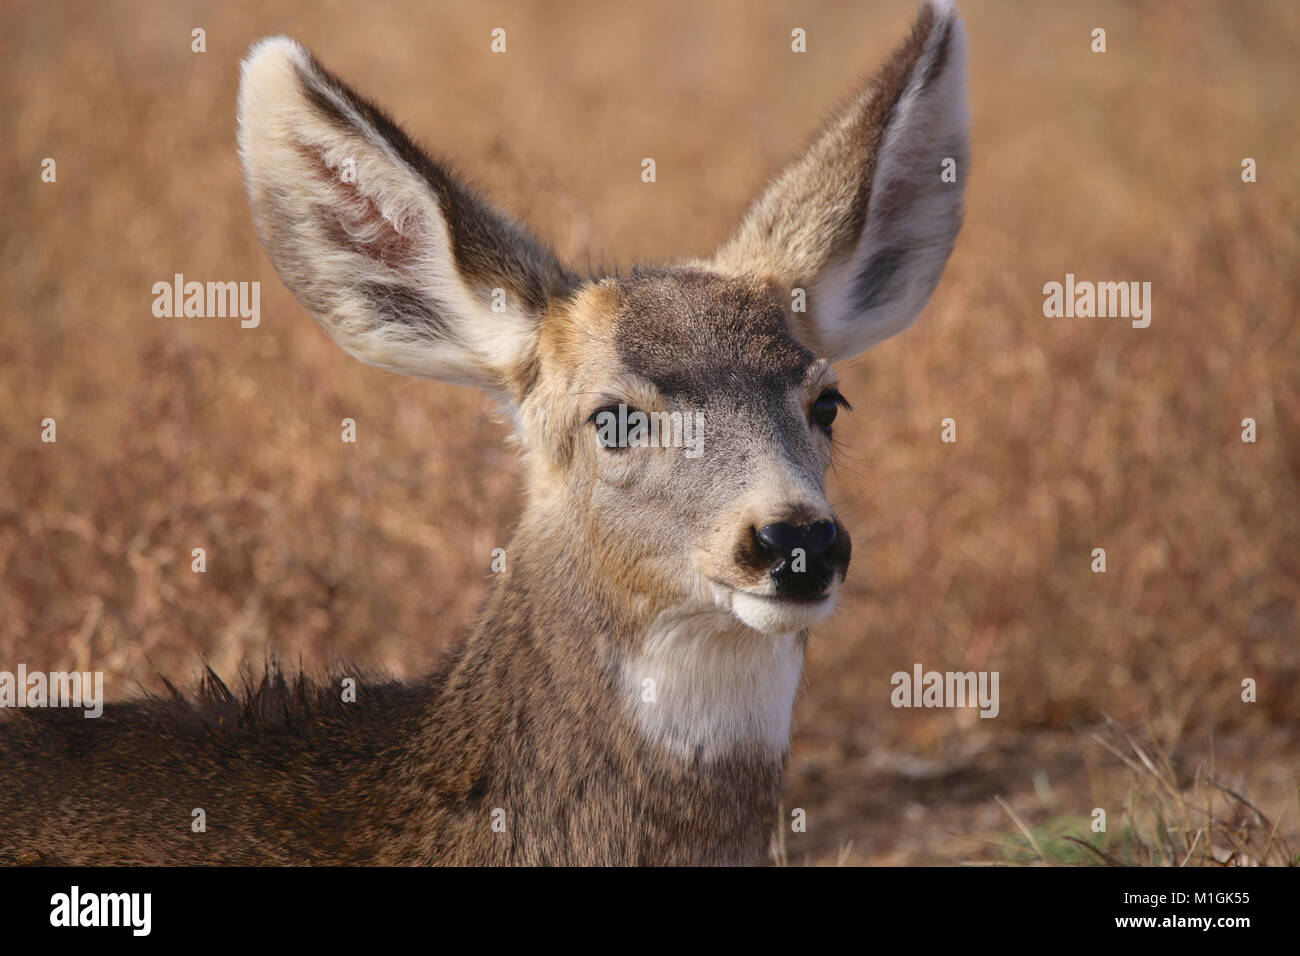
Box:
[755,520,836,559]
[754,520,840,597]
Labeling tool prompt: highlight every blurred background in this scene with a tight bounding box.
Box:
[2,0,1297,863]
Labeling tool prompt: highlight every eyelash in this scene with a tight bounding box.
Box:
[585,404,625,426]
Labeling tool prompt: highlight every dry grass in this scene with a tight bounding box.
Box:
[985,720,1298,867]
[2,0,1297,863]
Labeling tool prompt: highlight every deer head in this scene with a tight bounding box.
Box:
[237,0,968,758]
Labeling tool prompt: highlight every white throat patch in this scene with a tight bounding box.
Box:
[622,609,804,762]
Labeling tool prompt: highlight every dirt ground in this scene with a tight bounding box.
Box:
[2,0,1297,864]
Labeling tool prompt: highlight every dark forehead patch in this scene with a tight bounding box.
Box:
[612,270,813,400]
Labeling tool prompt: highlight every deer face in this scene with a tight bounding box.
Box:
[237,0,967,638]
[519,270,852,635]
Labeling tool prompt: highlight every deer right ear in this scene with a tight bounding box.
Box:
[708,0,969,362]
[238,37,573,395]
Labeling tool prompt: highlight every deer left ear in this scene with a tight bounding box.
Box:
[708,0,969,361]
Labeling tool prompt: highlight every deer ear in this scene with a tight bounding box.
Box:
[708,0,968,360]
[237,37,573,395]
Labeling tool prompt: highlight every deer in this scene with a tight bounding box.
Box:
[0,0,967,865]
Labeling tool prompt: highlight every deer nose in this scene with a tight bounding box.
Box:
[754,520,837,560]
[749,517,848,599]
[753,519,841,598]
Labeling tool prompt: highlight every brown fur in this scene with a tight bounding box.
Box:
[0,541,782,865]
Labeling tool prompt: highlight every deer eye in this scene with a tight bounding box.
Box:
[811,390,850,434]
[588,403,638,451]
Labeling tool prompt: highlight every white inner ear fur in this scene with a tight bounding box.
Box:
[237,37,536,390]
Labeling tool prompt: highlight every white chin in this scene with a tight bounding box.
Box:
[726,589,838,635]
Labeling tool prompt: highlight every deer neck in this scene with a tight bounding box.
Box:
[451,511,805,768]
